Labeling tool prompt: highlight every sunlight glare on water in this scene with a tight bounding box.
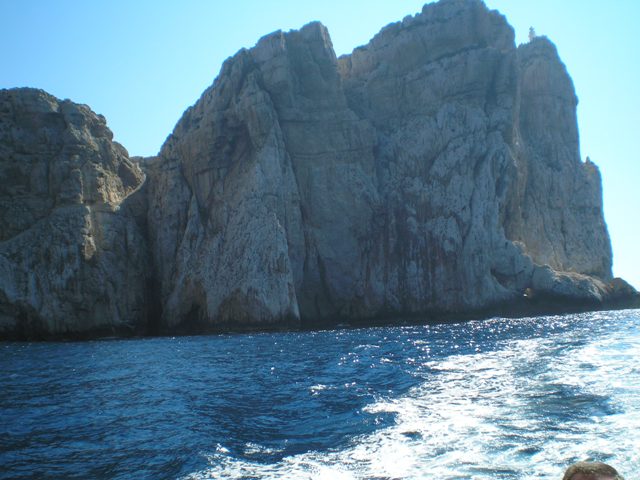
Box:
[184,311,640,480]
[1,310,639,480]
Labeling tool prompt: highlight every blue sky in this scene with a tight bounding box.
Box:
[1,0,638,289]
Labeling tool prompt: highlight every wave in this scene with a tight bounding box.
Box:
[184,312,640,479]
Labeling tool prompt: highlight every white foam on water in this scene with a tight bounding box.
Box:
[184,313,640,479]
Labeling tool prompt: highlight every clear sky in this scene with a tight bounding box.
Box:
[1,0,638,289]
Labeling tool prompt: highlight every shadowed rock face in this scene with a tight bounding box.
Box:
[146,0,632,331]
[0,0,636,338]
[0,88,150,338]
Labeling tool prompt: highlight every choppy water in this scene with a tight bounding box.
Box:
[1,310,639,479]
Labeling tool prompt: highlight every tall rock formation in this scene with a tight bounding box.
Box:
[1,0,636,338]
[0,88,149,338]
[508,37,612,279]
[146,0,632,332]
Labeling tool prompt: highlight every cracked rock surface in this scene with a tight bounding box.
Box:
[1,0,637,338]
[0,88,150,337]
[146,0,632,331]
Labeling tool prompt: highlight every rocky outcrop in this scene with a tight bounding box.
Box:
[146,0,636,332]
[0,88,150,338]
[509,37,612,281]
[1,0,637,339]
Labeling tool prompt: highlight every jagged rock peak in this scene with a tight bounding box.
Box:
[144,0,633,333]
[517,35,578,104]
[253,21,334,60]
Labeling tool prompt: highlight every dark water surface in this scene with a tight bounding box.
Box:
[1,310,639,479]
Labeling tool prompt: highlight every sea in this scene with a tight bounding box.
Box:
[1,309,639,479]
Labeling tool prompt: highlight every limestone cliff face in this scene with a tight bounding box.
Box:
[508,37,612,280]
[0,88,149,338]
[147,0,632,331]
[1,0,636,338]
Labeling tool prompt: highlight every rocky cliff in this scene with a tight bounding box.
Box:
[0,89,150,338]
[1,0,637,339]
[145,0,634,332]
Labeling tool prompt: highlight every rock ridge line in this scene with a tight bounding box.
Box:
[1,0,637,339]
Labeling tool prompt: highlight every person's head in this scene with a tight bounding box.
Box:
[563,462,624,480]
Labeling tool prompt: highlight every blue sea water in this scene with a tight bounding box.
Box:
[1,310,639,479]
